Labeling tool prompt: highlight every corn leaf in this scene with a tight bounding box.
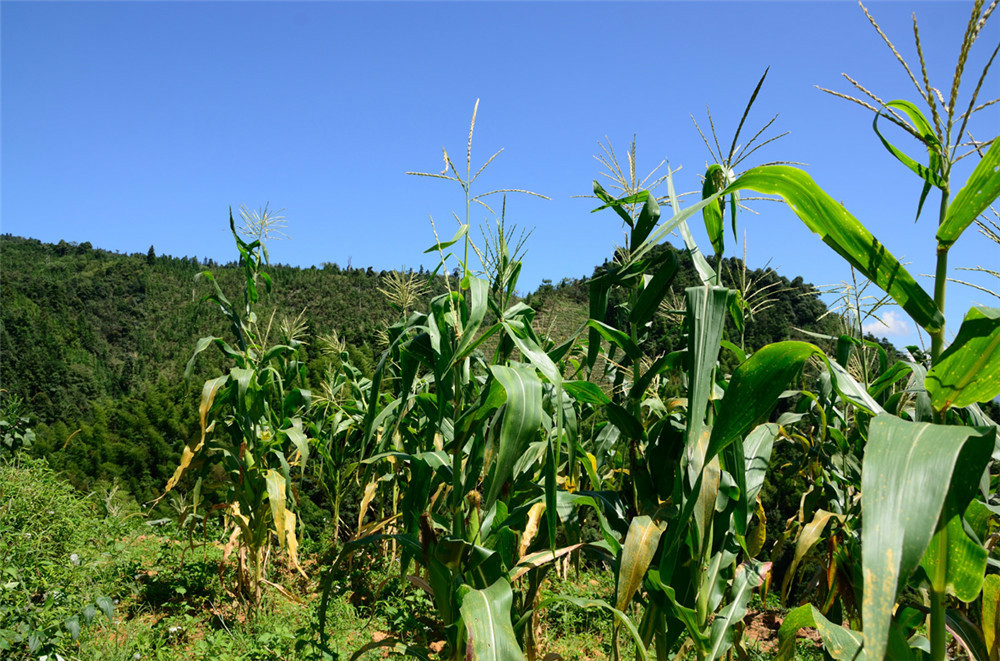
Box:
[723,166,943,333]
[684,285,733,481]
[780,509,841,603]
[925,306,1000,411]
[458,579,528,661]
[776,604,862,661]
[666,167,717,286]
[630,251,680,330]
[919,513,988,602]
[872,100,944,221]
[860,415,994,661]
[939,136,1000,248]
[616,516,667,612]
[484,366,543,512]
[702,165,727,256]
[632,191,660,248]
[982,574,1000,659]
[708,561,770,661]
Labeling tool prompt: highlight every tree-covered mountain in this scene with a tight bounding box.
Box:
[1,232,844,505]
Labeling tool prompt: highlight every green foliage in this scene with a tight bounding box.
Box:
[0,457,119,660]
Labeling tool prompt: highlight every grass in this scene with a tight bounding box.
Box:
[0,456,849,660]
[0,457,390,661]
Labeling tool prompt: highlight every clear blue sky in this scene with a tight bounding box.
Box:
[3,1,997,349]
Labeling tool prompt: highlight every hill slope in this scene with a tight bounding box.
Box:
[1,233,839,503]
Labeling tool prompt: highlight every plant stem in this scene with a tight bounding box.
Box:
[930,587,946,661]
[931,189,951,367]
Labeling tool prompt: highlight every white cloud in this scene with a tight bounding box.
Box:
[862,310,912,338]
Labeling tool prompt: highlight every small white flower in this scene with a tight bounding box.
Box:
[70,554,80,566]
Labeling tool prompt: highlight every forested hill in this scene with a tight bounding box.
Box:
[1,233,841,504]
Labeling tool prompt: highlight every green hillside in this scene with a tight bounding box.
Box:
[1,232,841,506]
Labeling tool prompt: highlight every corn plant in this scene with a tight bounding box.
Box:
[158,208,312,608]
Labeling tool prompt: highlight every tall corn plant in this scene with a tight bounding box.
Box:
[587,5,1000,659]
[159,208,311,608]
[315,103,628,661]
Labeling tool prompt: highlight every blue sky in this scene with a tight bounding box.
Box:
[3,1,998,349]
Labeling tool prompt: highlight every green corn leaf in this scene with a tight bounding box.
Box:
[630,251,680,330]
[735,423,777,539]
[872,100,945,221]
[503,320,562,386]
[868,360,917,398]
[939,136,1000,248]
[630,350,685,402]
[776,604,862,661]
[925,306,1000,411]
[860,415,994,661]
[454,277,490,362]
[587,277,611,373]
[424,223,468,253]
[632,192,661,248]
[282,425,310,467]
[945,607,990,661]
[458,579,528,661]
[982,574,1000,659]
[585,319,642,363]
[484,366,543,512]
[919,513,988,602]
[666,166,717,286]
[563,380,611,405]
[722,166,943,333]
[591,181,647,225]
[616,516,667,612]
[702,164,727,256]
[684,285,734,480]
[708,342,815,463]
[708,561,770,661]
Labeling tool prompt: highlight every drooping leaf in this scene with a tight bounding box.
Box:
[263,469,290,549]
[161,374,228,495]
[925,306,1000,411]
[780,509,841,603]
[872,100,944,221]
[776,604,862,661]
[722,166,943,333]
